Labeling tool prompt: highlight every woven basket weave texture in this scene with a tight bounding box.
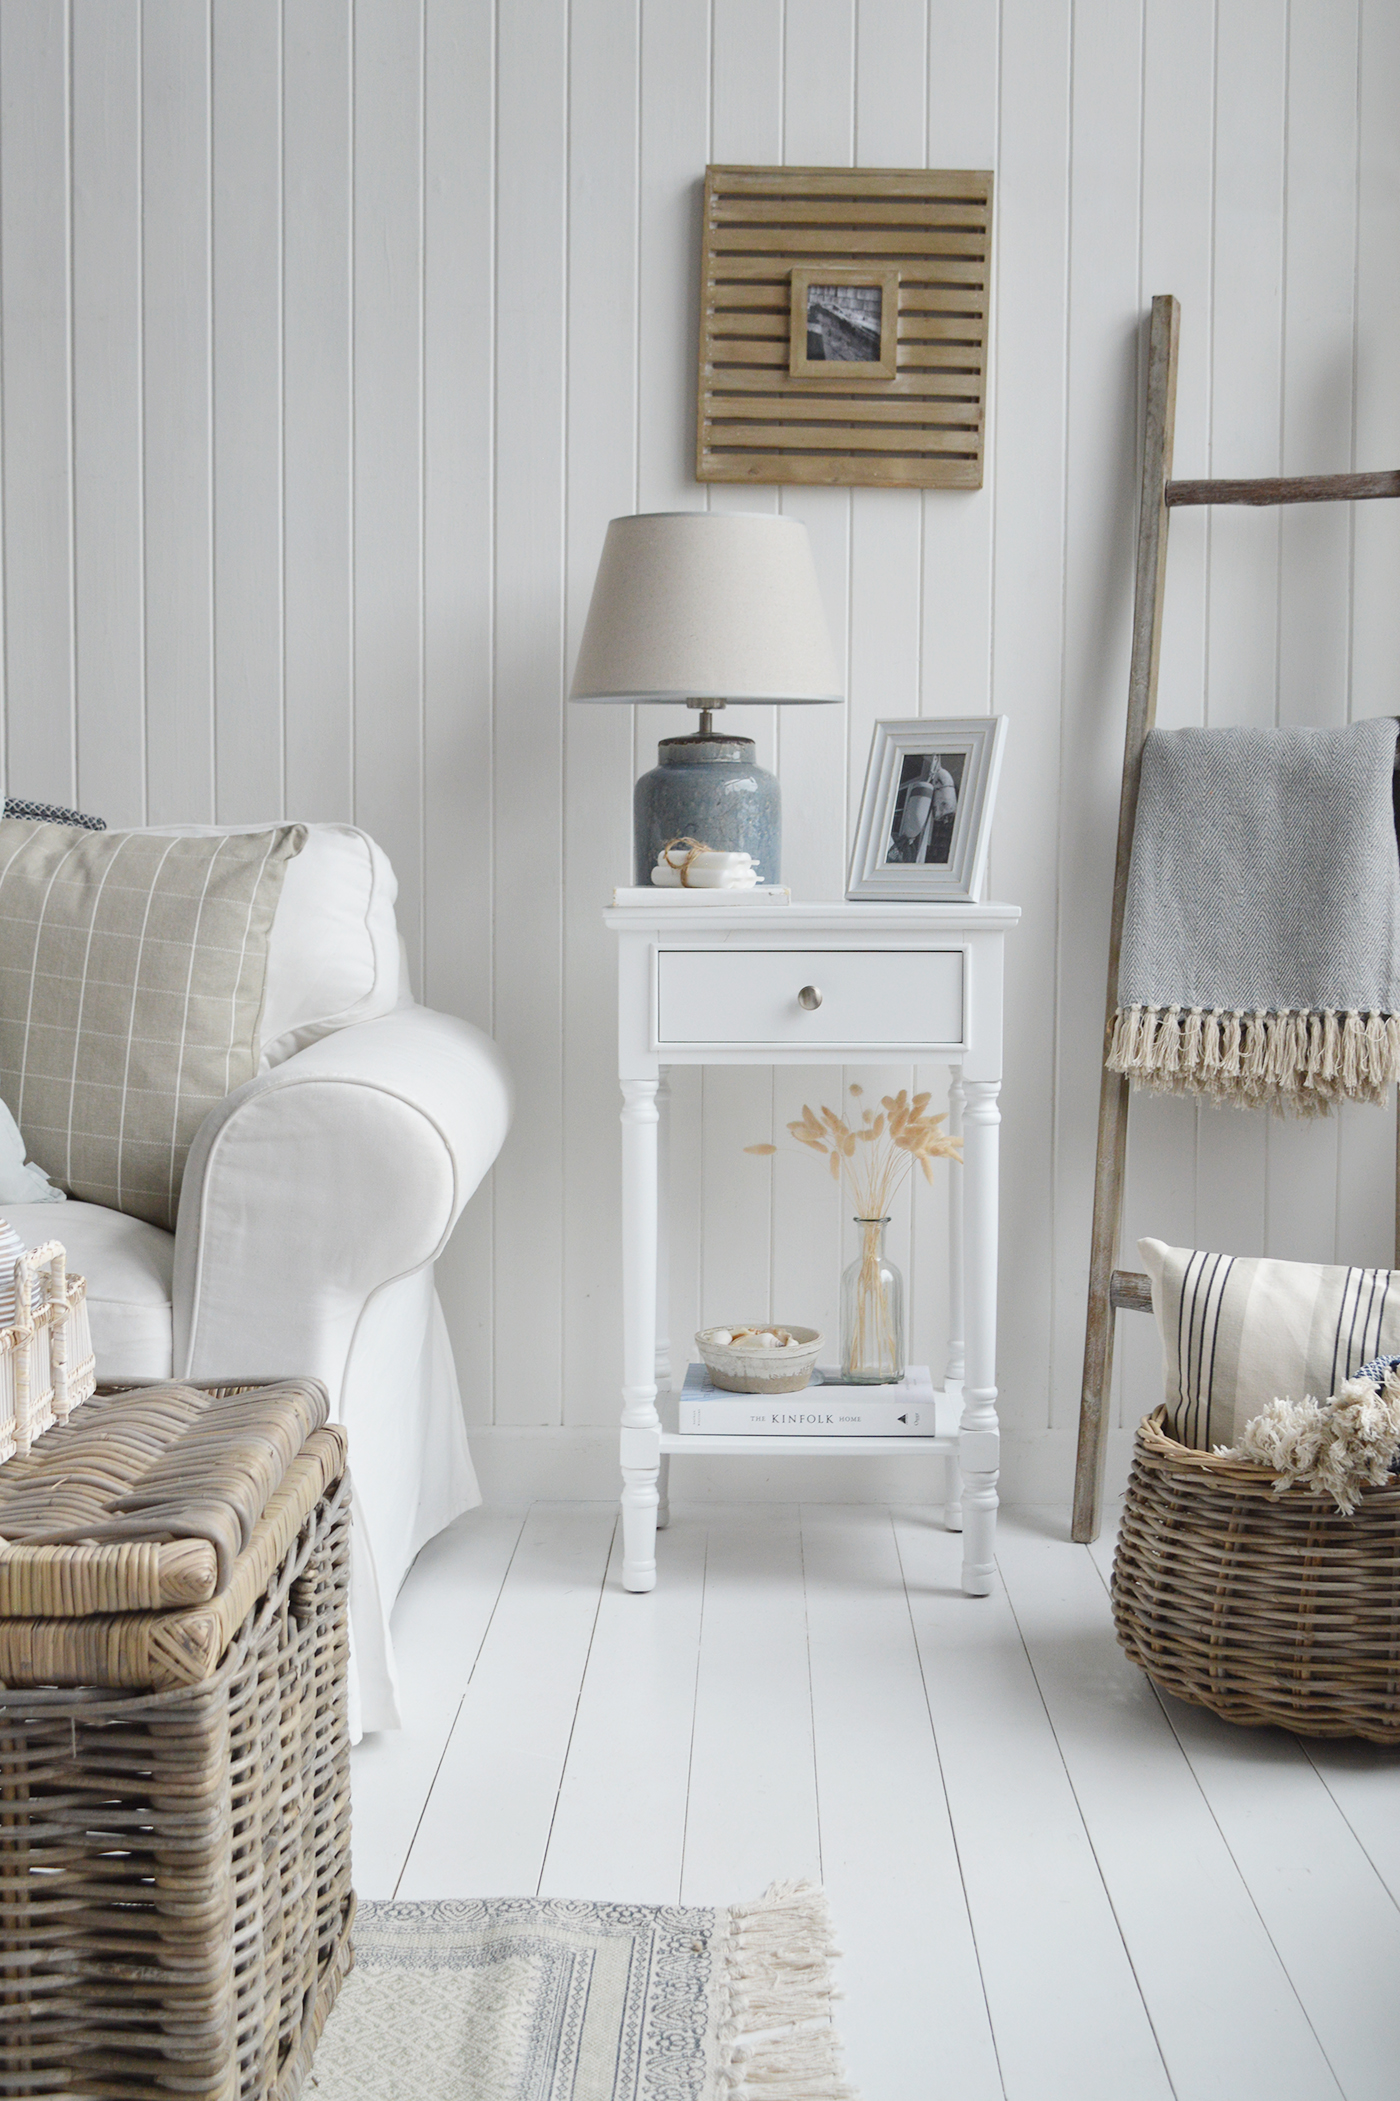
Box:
[1113,1408,1400,1742]
[0,1380,354,2101]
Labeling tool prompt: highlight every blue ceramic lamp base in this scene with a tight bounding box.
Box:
[633,733,781,887]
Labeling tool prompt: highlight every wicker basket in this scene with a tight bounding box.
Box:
[1113,1407,1400,1742]
[0,1382,353,2101]
[0,1238,96,1464]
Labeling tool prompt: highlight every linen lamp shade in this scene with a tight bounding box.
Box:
[570,512,843,887]
[570,512,842,705]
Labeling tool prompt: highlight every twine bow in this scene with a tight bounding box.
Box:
[659,837,715,888]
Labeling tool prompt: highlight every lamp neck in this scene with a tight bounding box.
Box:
[687,697,727,739]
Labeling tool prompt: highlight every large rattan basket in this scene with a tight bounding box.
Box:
[1112,1407,1400,1742]
[0,1381,353,2101]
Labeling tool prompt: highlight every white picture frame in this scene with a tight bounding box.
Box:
[846,717,1007,902]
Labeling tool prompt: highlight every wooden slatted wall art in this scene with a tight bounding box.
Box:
[696,165,993,490]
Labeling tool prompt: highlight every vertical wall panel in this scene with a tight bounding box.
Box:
[491,0,568,1424]
[72,0,146,824]
[283,0,353,825]
[1264,0,1361,1268]
[1052,0,1142,1441]
[0,0,1391,1495]
[919,0,997,722]
[212,0,283,821]
[987,0,1071,1441]
[142,0,215,823]
[1337,0,1400,1267]
[424,0,497,1419]
[561,0,639,1427]
[1,0,74,804]
[1114,0,1218,1427]
[352,0,424,962]
[1186,0,1287,1299]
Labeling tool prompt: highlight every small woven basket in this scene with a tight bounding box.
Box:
[0,1234,96,1463]
[1112,1408,1400,1741]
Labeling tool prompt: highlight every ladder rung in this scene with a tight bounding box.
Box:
[1109,1269,1153,1314]
[1165,469,1400,508]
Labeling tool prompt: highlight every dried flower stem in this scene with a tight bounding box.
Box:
[745,1083,961,1216]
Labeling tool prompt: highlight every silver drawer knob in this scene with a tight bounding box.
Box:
[797,984,822,1011]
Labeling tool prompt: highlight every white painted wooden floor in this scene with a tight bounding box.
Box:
[351,1501,1400,2101]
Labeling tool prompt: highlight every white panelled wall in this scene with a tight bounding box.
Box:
[1,0,1398,1502]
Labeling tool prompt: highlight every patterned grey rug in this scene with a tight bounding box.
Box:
[306,1882,856,2101]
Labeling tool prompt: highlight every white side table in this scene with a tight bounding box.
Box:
[605,899,1019,1597]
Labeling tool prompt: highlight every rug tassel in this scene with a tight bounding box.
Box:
[713,1882,859,2100]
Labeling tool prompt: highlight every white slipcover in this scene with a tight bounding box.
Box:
[6,825,511,1737]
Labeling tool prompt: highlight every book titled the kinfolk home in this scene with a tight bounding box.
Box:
[677,1361,938,1435]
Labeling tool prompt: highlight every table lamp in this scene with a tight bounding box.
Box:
[569,512,842,885]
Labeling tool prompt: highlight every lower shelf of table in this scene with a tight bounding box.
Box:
[657,1431,958,1458]
[656,1382,963,1459]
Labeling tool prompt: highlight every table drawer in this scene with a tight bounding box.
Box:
[656,948,964,1048]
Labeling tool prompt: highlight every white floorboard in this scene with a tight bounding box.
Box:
[354,1500,1400,2100]
[896,1510,1174,2101]
[539,1518,707,1903]
[1001,1515,1345,2101]
[396,1504,616,1899]
[800,1505,1002,2101]
[351,1507,528,1898]
[679,1504,823,1906]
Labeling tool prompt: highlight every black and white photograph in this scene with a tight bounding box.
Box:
[805,281,883,362]
[847,717,1007,901]
[789,265,899,381]
[885,750,966,865]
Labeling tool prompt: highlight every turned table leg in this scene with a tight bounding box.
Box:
[655,1075,672,1530]
[944,1066,966,1532]
[959,1078,1001,1596]
[620,1076,661,1590]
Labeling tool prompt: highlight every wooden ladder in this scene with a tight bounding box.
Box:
[1070,292,1400,1543]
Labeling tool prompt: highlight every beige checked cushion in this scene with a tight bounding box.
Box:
[0,822,304,1229]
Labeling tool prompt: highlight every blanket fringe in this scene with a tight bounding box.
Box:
[711,1882,859,2099]
[1106,1005,1400,1116]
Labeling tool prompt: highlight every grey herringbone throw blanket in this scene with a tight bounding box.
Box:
[1107,717,1400,1114]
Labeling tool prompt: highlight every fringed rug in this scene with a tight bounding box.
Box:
[306,1882,856,2101]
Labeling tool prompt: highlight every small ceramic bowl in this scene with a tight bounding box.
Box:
[696,1324,822,1395]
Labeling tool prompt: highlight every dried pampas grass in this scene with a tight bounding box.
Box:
[1220,1364,1400,1513]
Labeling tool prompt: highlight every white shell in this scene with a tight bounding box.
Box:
[709,1329,733,1347]
[752,1330,779,1348]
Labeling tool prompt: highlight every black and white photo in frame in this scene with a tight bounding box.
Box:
[847,717,1007,902]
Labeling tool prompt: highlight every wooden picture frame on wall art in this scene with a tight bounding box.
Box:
[697,164,993,490]
[788,266,900,381]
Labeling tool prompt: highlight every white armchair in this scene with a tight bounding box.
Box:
[4,824,511,1736]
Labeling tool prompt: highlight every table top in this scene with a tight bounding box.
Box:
[606,897,1021,935]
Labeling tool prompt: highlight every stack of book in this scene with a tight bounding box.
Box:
[676,1360,937,1435]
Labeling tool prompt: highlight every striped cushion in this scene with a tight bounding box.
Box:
[0,822,304,1230]
[1139,1236,1400,1448]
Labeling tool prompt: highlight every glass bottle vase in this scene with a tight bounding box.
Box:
[839,1217,905,1384]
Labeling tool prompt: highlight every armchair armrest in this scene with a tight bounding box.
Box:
[172,1007,512,1393]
